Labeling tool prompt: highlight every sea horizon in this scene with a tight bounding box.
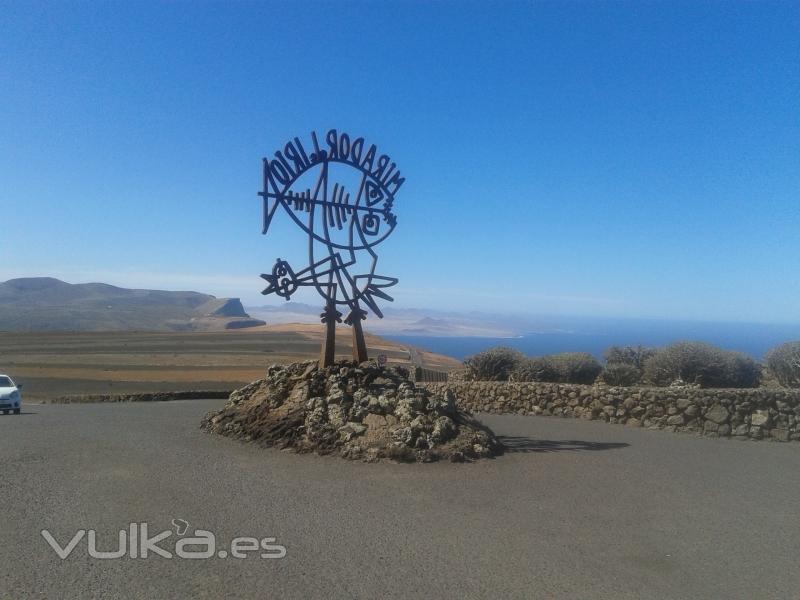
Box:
[384,318,800,362]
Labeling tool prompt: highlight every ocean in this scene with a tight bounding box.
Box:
[384,318,800,362]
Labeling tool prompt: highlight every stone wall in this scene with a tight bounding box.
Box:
[419,381,800,442]
[47,390,232,404]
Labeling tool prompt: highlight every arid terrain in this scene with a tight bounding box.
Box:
[0,277,266,332]
[1,324,460,401]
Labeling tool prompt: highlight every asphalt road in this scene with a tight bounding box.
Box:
[1,401,798,600]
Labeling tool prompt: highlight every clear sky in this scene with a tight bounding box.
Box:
[1,1,798,322]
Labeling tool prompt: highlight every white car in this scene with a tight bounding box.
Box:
[0,375,22,415]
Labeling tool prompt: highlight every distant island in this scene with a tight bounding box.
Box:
[250,302,800,361]
[0,277,265,332]
[248,302,519,337]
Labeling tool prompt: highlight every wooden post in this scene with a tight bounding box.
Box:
[319,301,338,368]
[351,316,368,363]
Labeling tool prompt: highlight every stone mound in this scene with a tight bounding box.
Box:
[201,361,502,463]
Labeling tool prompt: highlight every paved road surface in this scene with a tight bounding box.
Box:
[1,401,798,599]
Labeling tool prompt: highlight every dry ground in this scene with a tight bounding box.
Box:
[0,325,460,400]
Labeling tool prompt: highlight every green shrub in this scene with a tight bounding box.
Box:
[463,346,523,381]
[511,352,602,384]
[511,357,559,382]
[604,345,657,370]
[723,354,763,389]
[766,341,800,388]
[601,363,641,386]
[549,352,603,384]
[642,341,761,388]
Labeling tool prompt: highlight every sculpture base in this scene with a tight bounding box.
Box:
[201,361,503,463]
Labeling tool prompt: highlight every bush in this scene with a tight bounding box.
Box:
[723,354,763,389]
[766,341,800,388]
[642,341,761,388]
[549,352,603,384]
[463,347,523,381]
[604,345,657,370]
[601,363,642,386]
[512,353,602,384]
[511,357,559,383]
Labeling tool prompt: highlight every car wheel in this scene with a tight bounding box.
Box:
[2,410,8,415]
[13,409,20,415]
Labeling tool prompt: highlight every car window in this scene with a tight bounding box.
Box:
[0,377,12,387]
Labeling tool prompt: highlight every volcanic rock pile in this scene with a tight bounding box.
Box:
[201,361,502,462]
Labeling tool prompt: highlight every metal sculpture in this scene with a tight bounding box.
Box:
[258,129,403,367]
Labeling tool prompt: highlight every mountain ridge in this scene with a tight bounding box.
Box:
[0,277,265,332]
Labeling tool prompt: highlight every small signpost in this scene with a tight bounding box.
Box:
[258,129,403,367]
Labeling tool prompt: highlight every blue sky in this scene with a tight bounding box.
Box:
[1,1,798,322]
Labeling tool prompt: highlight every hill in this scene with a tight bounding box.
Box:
[0,277,265,331]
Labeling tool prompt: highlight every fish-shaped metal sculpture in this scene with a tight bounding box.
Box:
[258,130,403,363]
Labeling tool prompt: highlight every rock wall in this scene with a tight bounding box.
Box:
[47,390,232,403]
[419,381,800,442]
